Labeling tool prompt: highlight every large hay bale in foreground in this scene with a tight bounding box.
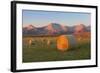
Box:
[57,35,77,51]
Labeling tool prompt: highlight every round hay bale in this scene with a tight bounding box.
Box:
[57,35,77,51]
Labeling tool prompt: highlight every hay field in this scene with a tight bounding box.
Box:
[22,33,91,63]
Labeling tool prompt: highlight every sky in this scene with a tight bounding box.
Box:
[22,10,91,27]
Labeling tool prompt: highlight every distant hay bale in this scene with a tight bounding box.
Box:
[28,39,35,46]
[28,39,32,46]
[47,40,51,46]
[74,32,91,42]
[57,35,77,51]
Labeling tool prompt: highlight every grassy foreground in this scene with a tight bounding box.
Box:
[22,39,91,63]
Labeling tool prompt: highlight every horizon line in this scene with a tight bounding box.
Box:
[23,23,90,28]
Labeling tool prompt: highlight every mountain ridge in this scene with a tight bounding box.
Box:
[23,23,90,36]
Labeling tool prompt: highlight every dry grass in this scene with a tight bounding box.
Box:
[22,33,91,63]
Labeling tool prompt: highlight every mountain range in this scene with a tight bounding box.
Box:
[23,23,90,36]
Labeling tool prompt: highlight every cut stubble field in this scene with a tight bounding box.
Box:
[22,35,91,63]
